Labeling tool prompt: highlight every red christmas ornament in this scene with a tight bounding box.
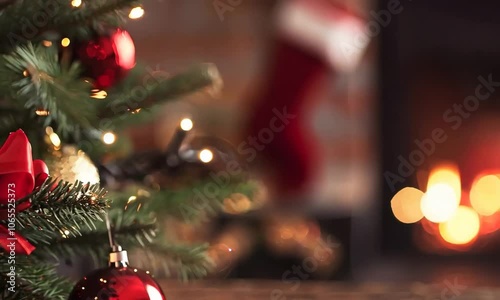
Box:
[69,245,166,300]
[76,29,136,89]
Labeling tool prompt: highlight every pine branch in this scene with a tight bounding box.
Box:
[11,179,109,246]
[145,180,257,222]
[0,49,222,138]
[108,179,257,223]
[35,221,157,265]
[0,43,96,137]
[99,64,222,119]
[27,192,214,280]
[28,191,156,262]
[132,242,213,281]
[0,256,70,300]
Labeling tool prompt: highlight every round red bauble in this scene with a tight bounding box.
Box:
[68,265,166,300]
[76,29,136,89]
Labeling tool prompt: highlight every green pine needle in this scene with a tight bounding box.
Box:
[0,43,96,137]
[13,178,108,246]
[0,257,71,300]
[98,63,222,120]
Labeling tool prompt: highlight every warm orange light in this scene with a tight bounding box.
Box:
[42,40,53,47]
[470,175,500,216]
[421,183,458,223]
[439,206,480,245]
[90,89,108,100]
[61,37,71,47]
[427,163,461,205]
[391,187,424,224]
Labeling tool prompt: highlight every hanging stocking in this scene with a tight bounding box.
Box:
[246,0,368,200]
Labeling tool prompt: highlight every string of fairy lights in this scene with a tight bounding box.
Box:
[70,0,145,20]
[44,116,216,186]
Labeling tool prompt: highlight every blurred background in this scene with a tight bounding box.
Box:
[121,0,500,288]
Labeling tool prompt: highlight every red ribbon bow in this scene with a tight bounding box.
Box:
[0,130,49,255]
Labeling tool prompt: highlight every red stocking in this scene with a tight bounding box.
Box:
[246,0,367,201]
[248,38,327,195]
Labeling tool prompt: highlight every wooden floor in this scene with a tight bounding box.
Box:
[160,280,500,299]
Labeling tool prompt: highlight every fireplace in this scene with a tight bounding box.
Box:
[380,0,500,255]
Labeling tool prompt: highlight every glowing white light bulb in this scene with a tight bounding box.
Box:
[180,118,193,131]
[129,6,145,19]
[71,0,82,7]
[49,132,61,148]
[199,149,213,163]
[102,132,116,145]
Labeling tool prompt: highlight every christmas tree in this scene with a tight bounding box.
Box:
[0,1,254,299]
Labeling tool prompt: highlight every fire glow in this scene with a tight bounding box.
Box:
[391,163,500,247]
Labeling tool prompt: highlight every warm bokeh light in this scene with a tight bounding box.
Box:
[71,0,82,7]
[390,187,425,224]
[199,149,213,163]
[420,183,458,223]
[207,234,244,276]
[180,118,193,131]
[439,206,480,245]
[61,37,71,47]
[427,164,461,205]
[129,6,145,19]
[35,109,50,116]
[90,89,107,99]
[49,132,61,148]
[223,193,252,215]
[102,132,116,145]
[470,175,500,216]
[60,228,71,238]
